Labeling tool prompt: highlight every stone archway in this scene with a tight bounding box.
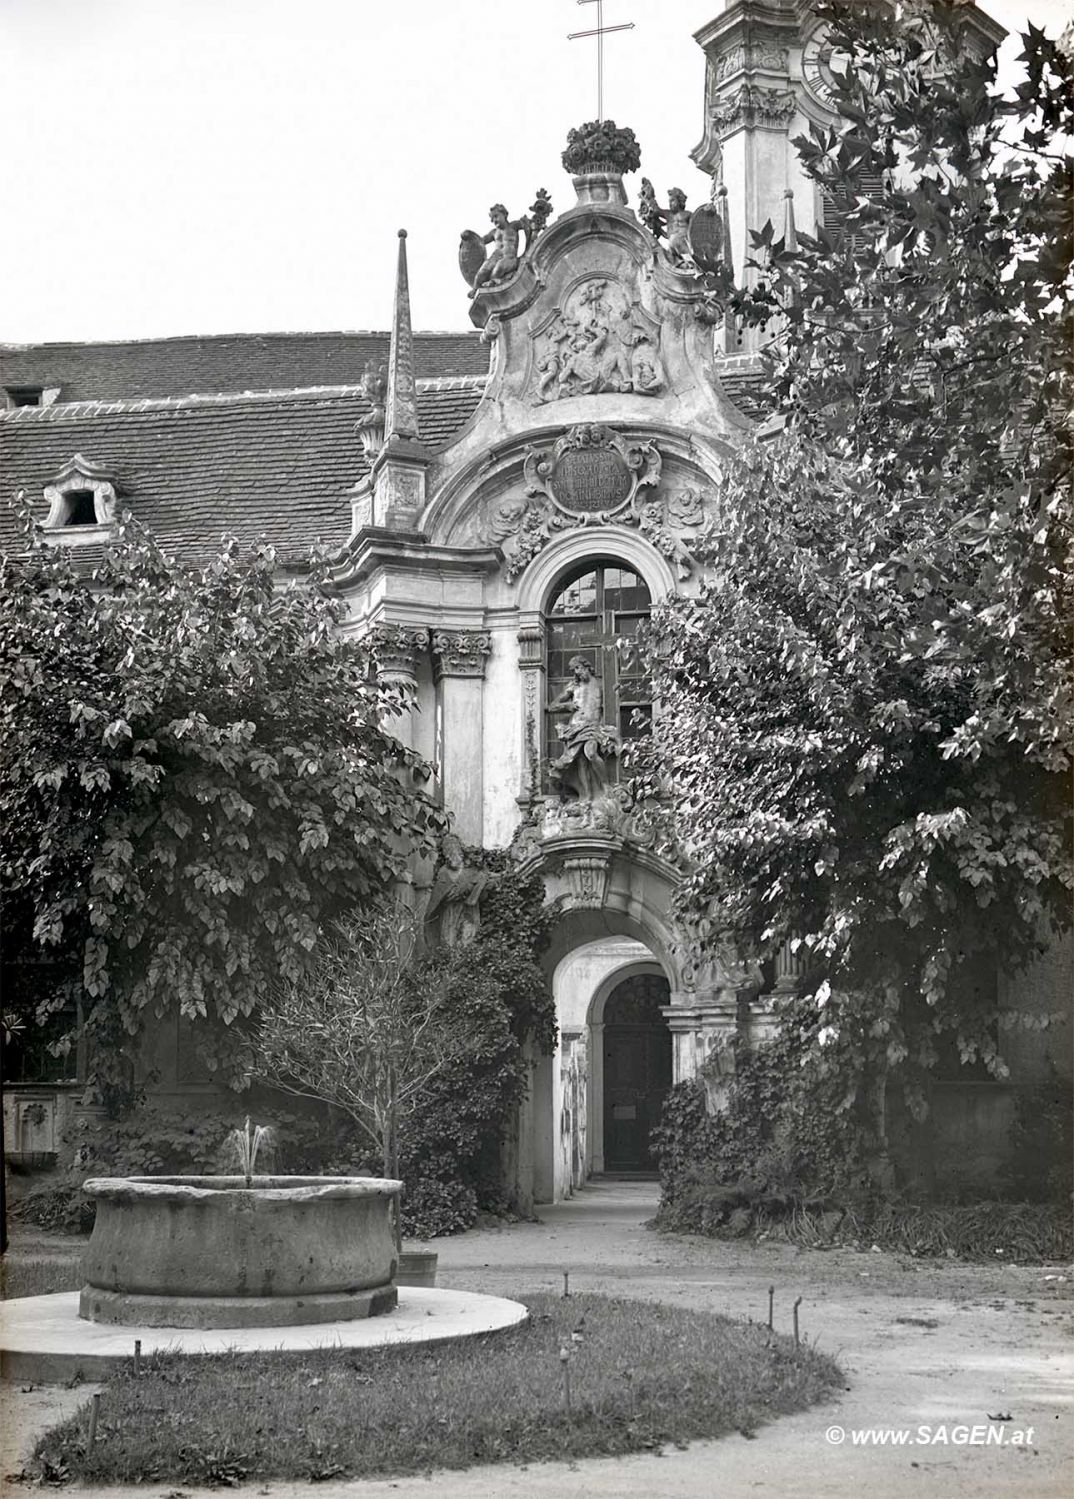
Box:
[534,937,667,1201]
[600,970,672,1173]
[511,836,756,1205]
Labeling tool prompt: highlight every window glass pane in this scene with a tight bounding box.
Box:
[544,562,652,785]
[551,570,597,616]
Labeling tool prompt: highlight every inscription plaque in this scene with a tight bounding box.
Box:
[552,447,633,514]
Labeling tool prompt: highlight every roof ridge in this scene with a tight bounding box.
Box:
[0,329,481,354]
[0,376,488,421]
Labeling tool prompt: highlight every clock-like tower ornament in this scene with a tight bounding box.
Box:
[801,26,850,108]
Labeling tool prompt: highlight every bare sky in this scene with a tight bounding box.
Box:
[1,0,1069,344]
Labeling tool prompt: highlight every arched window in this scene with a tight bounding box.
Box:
[544,561,651,777]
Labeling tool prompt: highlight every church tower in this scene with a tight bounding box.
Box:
[691,0,1005,354]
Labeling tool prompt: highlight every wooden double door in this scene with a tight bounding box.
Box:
[602,974,672,1172]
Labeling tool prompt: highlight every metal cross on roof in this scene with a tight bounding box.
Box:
[568,0,635,123]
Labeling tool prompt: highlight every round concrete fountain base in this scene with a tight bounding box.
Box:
[0,1288,527,1384]
[78,1282,398,1328]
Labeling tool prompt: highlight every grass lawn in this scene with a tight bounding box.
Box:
[1,1254,84,1300]
[32,1293,843,1485]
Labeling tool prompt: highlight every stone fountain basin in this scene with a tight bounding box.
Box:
[79,1175,402,1329]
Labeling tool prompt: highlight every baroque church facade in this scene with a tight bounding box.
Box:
[4,1,1067,1206]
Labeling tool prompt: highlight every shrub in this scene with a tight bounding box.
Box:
[10,1105,339,1234]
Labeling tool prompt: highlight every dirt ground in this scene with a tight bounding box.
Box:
[2,1179,1072,1498]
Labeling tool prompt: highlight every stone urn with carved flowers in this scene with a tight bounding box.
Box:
[561,120,641,207]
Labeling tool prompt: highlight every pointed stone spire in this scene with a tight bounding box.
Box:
[782,188,798,253]
[718,186,738,355]
[782,189,799,314]
[384,229,421,447]
[372,228,429,530]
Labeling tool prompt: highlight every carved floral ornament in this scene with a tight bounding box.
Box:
[431,630,492,679]
[480,425,715,582]
[710,39,790,84]
[370,623,430,676]
[710,84,796,136]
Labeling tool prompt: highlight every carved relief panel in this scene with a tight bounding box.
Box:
[528,276,666,405]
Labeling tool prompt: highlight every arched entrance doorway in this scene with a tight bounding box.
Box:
[531,935,675,1202]
[602,972,672,1172]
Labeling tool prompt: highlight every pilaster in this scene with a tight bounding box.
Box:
[431,629,492,844]
[371,623,430,750]
[517,622,545,798]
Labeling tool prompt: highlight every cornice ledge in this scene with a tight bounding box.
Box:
[329,531,503,590]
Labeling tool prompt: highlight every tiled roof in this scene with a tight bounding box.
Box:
[718,368,775,424]
[0,379,486,564]
[0,332,489,404]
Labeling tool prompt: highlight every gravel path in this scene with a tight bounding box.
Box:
[3,1179,1071,1498]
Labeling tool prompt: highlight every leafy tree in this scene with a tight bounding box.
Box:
[256,904,467,1251]
[640,3,1072,1162]
[256,863,557,1242]
[0,515,444,1105]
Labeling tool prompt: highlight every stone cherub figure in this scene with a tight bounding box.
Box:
[638,181,694,263]
[423,833,488,948]
[548,656,619,802]
[459,190,552,296]
[469,204,523,295]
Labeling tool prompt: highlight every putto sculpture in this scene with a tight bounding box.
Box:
[639,180,725,274]
[459,190,553,296]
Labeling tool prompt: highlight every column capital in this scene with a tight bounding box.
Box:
[371,622,430,676]
[432,629,492,680]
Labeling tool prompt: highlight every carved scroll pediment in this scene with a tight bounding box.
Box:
[478,425,717,582]
[523,424,661,524]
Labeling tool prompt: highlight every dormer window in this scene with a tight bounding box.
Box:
[42,454,118,544]
[64,490,99,527]
[5,385,44,408]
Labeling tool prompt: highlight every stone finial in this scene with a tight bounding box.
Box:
[718,185,734,281]
[355,359,388,459]
[372,231,429,528]
[562,120,639,208]
[783,188,798,252]
[384,230,421,446]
